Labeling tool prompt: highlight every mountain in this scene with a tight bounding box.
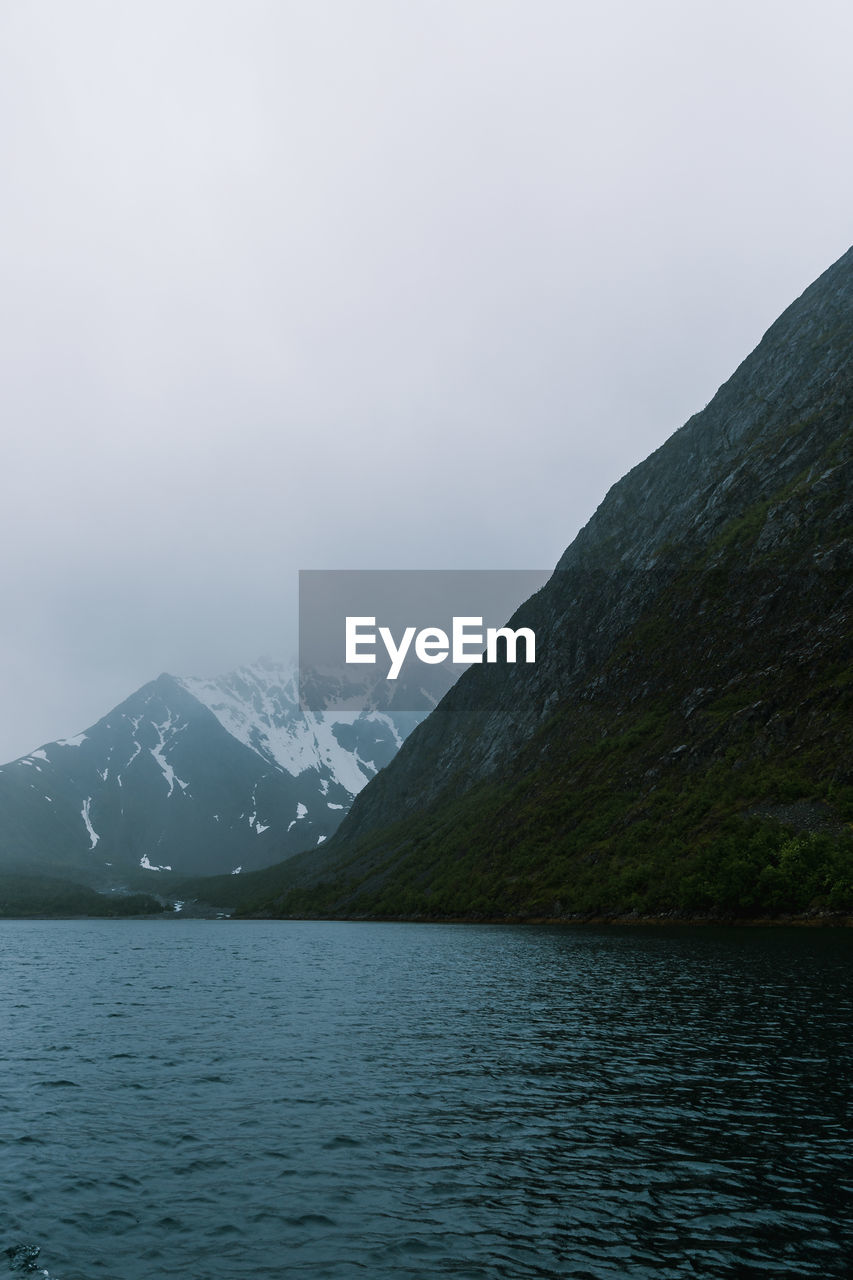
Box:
[0,659,437,887]
[233,246,853,921]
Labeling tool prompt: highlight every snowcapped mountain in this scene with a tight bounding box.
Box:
[0,660,435,886]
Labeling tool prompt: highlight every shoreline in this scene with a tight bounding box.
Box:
[239,908,853,928]
[1,908,850,927]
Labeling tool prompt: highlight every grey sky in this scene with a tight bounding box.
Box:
[1,0,851,761]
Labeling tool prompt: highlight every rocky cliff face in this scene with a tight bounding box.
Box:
[237,246,851,921]
[333,246,852,836]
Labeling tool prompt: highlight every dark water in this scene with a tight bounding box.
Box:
[0,920,850,1279]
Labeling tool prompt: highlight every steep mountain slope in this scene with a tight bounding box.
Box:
[239,246,853,920]
[0,660,427,885]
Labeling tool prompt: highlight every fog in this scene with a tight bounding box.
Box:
[1,0,851,759]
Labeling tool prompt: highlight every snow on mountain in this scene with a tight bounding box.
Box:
[177,662,384,797]
[0,660,443,886]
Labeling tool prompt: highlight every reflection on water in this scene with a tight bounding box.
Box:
[0,920,850,1278]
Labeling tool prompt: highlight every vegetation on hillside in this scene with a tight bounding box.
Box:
[0,874,168,918]
[217,471,852,923]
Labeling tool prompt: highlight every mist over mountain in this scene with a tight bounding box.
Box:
[0,660,442,891]
[232,246,853,921]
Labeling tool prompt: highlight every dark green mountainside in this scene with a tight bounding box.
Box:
[209,247,853,921]
[0,874,166,918]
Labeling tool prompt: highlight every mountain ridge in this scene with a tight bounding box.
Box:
[228,245,852,921]
[0,660,432,887]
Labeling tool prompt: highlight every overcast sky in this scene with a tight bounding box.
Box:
[0,0,851,761]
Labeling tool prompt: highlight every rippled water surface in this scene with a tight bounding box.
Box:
[0,919,850,1278]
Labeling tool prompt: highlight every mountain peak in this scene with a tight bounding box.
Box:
[248,246,853,921]
[0,658,430,886]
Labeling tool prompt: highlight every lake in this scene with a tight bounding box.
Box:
[0,919,849,1278]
